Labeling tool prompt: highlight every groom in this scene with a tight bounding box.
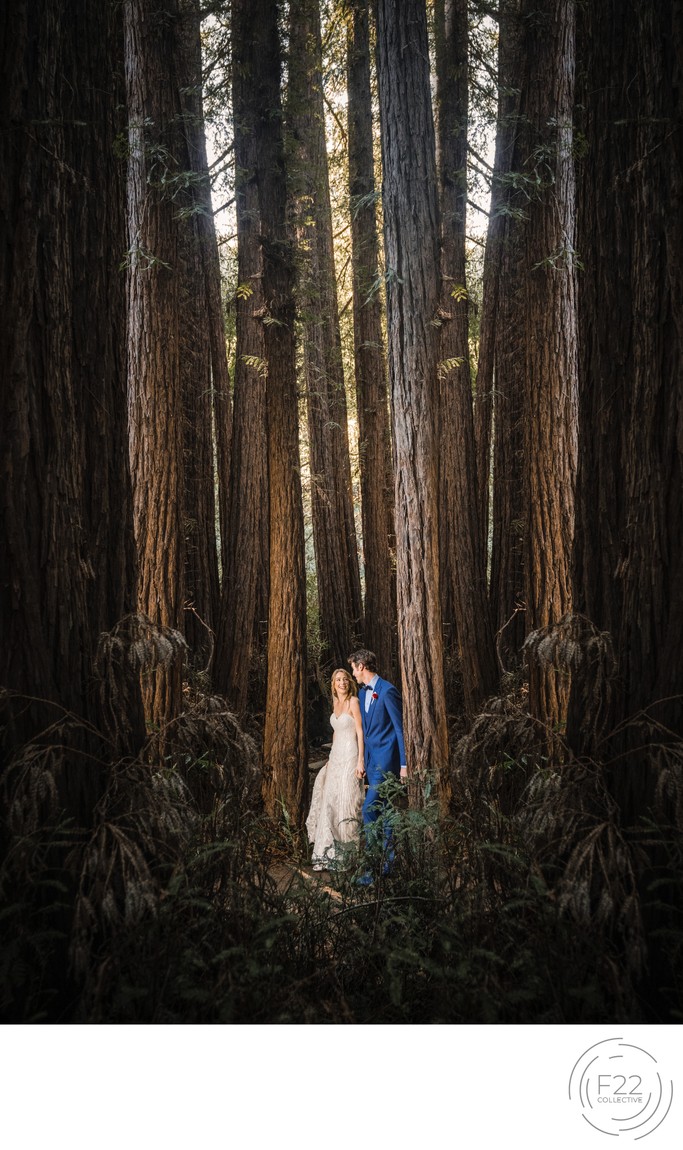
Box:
[348,649,406,865]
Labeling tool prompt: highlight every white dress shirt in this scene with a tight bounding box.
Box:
[364,673,379,712]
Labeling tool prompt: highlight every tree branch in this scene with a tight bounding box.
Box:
[197,0,229,20]
[209,143,234,171]
[469,0,500,22]
[468,198,490,217]
[470,161,493,186]
[324,93,348,148]
[213,197,235,216]
[468,145,494,174]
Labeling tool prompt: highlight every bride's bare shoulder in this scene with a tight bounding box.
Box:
[349,695,361,713]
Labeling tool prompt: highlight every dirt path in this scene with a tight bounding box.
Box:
[269,859,343,901]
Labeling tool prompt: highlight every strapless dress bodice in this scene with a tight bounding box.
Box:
[330,712,355,729]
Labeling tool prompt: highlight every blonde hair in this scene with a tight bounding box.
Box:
[330,667,358,703]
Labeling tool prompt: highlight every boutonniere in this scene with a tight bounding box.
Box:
[371,691,378,701]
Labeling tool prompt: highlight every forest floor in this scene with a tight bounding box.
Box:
[269,859,342,901]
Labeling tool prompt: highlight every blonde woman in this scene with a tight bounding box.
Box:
[306,668,365,871]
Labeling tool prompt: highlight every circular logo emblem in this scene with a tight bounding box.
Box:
[569,1038,673,1139]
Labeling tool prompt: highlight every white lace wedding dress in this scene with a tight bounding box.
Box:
[306,712,364,869]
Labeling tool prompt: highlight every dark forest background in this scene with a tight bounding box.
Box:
[1,0,682,1023]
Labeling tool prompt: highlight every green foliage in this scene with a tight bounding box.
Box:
[450,283,469,302]
[240,354,268,378]
[531,242,584,272]
[438,357,465,379]
[112,130,130,162]
[5,728,683,1023]
[119,243,173,273]
[350,188,381,220]
[0,821,76,1021]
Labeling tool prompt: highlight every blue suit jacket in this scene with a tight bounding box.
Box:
[361,677,406,776]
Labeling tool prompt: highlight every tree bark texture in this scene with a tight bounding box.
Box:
[212,0,270,712]
[520,0,578,730]
[473,0,524,561]
[435,0,498,714]
[0,0,145,788]
[188,22,233,596]
[346,0,396,682]
[568,0,683,779]
[125,0,185,728]
[288,0,363,670]
[489,216,527,670]
[252,0,308,822]
[375,0,450,806]
[487,3,528,669]
[175,0,220,669]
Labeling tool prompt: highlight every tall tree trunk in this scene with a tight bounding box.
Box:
[520,0,578,729]
[568,0,683,777]
[487,2,528,668]
[189,32,233,597]
[251,0,308,822]
[474,0,524,562]
[207,231,232,596]
[489,217,527,668]
[212,0,270,712]
[434,0,498,714]
[375,0,450,807]
[125,0,186,728]
[568,0,683,1017]
[0,0,145,789]
[288,0,363,669]
[346,0,396,680]
[175,0,221,669]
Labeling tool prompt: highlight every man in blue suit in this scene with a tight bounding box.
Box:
[348,649,406,876]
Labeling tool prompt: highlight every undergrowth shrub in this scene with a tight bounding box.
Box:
[2,668,682,1022]
[67,780,645,1024]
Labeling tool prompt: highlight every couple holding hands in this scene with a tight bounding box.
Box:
[306,648,406,881]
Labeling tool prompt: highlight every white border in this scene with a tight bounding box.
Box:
[3,1024,681,1149]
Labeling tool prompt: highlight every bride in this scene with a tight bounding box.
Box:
[306,668,365,871]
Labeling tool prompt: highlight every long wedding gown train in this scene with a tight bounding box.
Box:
[306,712,364,869]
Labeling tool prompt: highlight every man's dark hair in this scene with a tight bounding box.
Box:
[348,648,378,673]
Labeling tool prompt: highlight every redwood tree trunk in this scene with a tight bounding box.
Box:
[0,0,144,787]
[346,0,396,681]
[175,0,220,668]
[375,0,450,807]
[474,0,524,561]
[125,0,185,728]
[253,0,308,822]
[569,0,683,778]
[567,1,683,1017]
[189,27,233,595]
[489,216,527,668]
[487,2,528,668]
[212,0,270,712]
[435,0,498,714]
[520,0,578,729]
[288,0,363,669]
